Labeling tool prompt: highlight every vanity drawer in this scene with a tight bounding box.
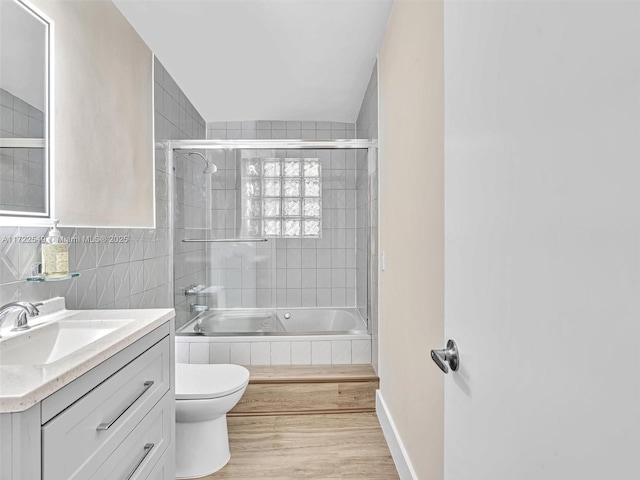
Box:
[90,393,172,480]
[144,454,171,480]
[42,336,170,480]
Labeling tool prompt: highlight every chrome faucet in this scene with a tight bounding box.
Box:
[184,284,205,296]
[0,302,41,337]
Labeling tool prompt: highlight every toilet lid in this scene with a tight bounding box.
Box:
[176,363,250,400]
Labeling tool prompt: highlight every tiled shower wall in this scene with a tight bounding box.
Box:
[202,121,362,310]
[0,58,204,319]
[153,58,208,330]
[356,62,379,371]
[0,88,45,212]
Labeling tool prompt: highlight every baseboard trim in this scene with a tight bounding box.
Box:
[376,390,418,480]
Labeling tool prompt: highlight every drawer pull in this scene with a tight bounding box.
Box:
[124,443,154,480]
[97,381,154,431]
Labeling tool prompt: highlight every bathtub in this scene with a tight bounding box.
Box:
[175,308,372,366]
[177,308,367,336]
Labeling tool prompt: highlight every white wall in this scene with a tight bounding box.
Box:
[32,0,154,228]
[444,1,640,478]
[378,0,444,478]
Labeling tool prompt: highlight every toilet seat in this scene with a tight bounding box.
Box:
[176,363,250,400]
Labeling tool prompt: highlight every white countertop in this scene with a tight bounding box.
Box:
[0,298,175,413]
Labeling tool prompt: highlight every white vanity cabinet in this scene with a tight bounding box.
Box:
[0,318,175,480]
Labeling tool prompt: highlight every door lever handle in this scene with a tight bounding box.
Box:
[431,339,459,374]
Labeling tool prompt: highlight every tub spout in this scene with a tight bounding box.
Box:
[190,303,209,314]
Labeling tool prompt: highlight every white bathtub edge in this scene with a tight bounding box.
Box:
[175,333,371,343]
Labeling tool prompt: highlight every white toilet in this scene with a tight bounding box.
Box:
[175,363,250,479]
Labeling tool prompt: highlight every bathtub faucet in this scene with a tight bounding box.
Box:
[184,284,205,296]
[190,303,209,314]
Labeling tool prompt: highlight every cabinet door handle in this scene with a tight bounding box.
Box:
[96,380,154,431]
[124,443,154,480]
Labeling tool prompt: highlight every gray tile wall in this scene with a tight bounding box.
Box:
[203,121,362,310]
[153,59,208,330]
[0,88,45,212]
[356,62,379,371]
[0,58,205,324]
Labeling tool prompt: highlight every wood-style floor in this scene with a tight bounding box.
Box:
[200,413,400,479]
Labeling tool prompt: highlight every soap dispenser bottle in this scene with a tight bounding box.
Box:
[42,220,69,277]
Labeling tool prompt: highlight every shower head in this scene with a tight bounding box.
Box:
[201,156,217,174]
[175,151,218,175]
[188,151,217,175]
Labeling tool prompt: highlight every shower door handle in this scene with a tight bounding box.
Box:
[431,339,459,374]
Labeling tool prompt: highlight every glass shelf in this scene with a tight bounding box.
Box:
[26,272,80,282]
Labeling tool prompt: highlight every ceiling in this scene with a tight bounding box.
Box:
[113,0,393,123]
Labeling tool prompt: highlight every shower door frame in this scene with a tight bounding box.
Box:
[161,139,378,333]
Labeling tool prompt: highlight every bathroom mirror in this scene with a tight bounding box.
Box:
[0,0,50,218]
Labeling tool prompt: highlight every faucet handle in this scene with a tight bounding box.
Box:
[10,302,40,331]
[17,301,40,316]
[11,311,31,332]
[0,301,42,336]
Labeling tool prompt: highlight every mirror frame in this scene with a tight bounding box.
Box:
[0,0,53,225]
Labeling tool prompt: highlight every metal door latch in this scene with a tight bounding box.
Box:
[431,339,459,374]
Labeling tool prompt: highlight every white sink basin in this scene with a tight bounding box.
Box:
[0,319,134,366]
[0,297,174,414]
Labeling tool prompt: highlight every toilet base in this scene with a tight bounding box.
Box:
[176,415,231,479]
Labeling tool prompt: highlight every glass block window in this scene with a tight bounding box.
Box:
[240,158,322,238]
